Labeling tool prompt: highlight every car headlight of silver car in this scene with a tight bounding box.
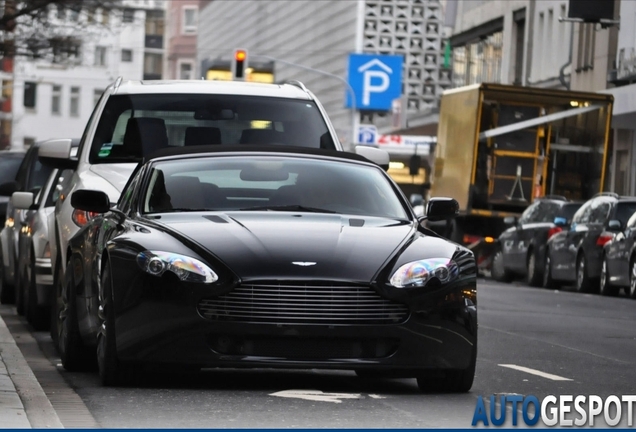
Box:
[389,258,459,288]
[137,250,218,284]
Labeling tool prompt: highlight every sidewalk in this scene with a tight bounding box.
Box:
[0,308,62,428]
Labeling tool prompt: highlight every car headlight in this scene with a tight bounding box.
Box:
[137,250,218,284]
[389,258,459,288]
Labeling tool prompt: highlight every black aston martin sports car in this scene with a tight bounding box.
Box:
[62,145,477,392]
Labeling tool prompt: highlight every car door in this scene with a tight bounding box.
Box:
[608,203,636,285]
[580,199,613,280]
[551,200,593,281]
[502,202,540,272]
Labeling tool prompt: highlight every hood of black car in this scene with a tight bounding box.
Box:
[158,212,414,282]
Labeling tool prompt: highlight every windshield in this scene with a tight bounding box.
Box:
[142,156,408,220]
[89,94,336,163]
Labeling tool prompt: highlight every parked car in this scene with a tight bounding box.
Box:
[600,210,636,298]
[39,78,388,345]
[63,145,476,391]
[13,166,75,329]
[491,196,582,286]
[0,142,57,305]
[544,193,636,292]
[0,150,27,225]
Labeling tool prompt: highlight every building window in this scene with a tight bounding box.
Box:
[70,87,80,117]
[123,8,135,23]
[121,49,133,62]
[51,85,61,115]
[452,31,503,87]
[182,7,198,34]
[144,53,163,80]
[69,5,80,21]
[93,89,104,107]
[24,82,37,109]
[179,62,193,80]
[56,5,65,20]
[145,10,164,36]
[100,8,110,25]
[95,46,107,66]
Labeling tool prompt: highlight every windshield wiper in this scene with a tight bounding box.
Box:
[240,204,337,214]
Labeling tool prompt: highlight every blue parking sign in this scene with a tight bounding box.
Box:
[346,54,404,111]
[358,125,377,144]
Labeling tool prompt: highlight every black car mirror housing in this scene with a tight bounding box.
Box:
[425,197,459,222]
[71,189,111,214]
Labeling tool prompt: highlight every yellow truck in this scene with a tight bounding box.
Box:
[429,83,614,268]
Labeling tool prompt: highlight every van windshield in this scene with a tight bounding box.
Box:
[89,94,336,163]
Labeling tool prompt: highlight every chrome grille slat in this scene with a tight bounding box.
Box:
[197,281,409,325]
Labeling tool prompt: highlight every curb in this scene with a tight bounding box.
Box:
[0,308,63,428]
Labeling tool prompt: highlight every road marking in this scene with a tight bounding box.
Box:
[269,390,361,404]
[369,394,385,399]
[499,364,573,381]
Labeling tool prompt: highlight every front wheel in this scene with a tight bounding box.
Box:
[542,253,561,289]
[526,250,542,287]
[0,248,14,304]
[600,257,618,297]
[575,254,593,293]
[26,251,49,330]
[97,260,133,386]
[416,348,476,393]
[491,249,512,282]
[629,257,636,300]
[58,260,94,371]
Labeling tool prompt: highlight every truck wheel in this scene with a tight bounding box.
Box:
[491,248,512,282]
[526,249,542,287]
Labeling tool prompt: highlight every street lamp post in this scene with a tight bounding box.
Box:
[253,54,358,148]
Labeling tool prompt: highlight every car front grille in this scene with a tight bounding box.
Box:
[197,281,409,325]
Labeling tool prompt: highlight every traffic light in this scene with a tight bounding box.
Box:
[232,49,248,81]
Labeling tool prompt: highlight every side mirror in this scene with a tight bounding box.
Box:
[355,146,390,171]
[0,181,19,197]
[71,189,110,213]
[10,192,34,210]
[38,138,78,170]
[410,193,423,207]
[503,216,518,226]
[608,219,622,231]
[426,197,459,222]
[553,216,568,227]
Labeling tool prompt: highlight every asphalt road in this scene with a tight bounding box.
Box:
[2,278,636,428]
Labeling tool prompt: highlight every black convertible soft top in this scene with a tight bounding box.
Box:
[145,144,373,165]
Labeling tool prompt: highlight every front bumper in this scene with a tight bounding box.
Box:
[112,275,478,374]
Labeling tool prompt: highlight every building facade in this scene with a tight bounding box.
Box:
[165,0,200,80]
[197,0,447,148]
[10,0,166,149]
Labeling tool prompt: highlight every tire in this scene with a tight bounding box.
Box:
[629,257,636,300]
[599,257,619,297]
[15,260,24,316]
[0,248,14,304]
[416,347,476,393]
[526,249,542,287]
[97,260,133,386]
[491,248,512,282]
[50,255,63,344]
[575,253,593,293]
[26,251,49,330]
[58,260,94,371]
[542,253,561,289]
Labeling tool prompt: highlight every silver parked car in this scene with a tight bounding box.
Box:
[13,164,75,329]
